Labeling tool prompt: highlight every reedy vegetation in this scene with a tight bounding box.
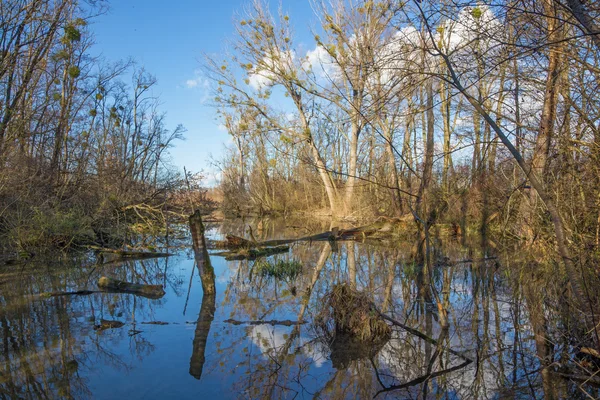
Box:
[208,0,600,338]
[0,0,192,253]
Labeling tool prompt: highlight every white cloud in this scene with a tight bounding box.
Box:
[249,325,327,367]
[183,70,212,104]
[436,6,503,55]
[247,49,296,90]
[303,45,337,79]
[186,79,199,88]
[184,70,210,90]
[248,71,275,90]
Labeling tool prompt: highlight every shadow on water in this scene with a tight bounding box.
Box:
[0,216,599,399]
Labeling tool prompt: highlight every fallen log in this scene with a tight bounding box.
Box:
[35,287,166,300]
[88,245,172,261]
[38,290,96,298]
[97,276,165,299]
[212,223,387,251]
[224,318,304,326]
[212,245,290,261]
[224,234,254,249]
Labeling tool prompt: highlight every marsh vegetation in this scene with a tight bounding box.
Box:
[1,0,600,398]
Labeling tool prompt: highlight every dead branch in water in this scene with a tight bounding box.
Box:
[37,290,96,298]
[97,276,165,299]
[378,313,472,361]
[88,245,172,261]
[211,245,290,260]
[211,221,397,254]
[223,318,305,326]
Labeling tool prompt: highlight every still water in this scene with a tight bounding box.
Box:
[0,219,597,399]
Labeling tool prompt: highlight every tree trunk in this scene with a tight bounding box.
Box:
[189,211,217,379]
[344,118,360,213]
[440,79,452,191]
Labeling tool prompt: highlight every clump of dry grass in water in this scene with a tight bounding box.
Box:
[314,283,391,343]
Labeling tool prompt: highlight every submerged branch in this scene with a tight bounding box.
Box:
[211,245,290,260]
[97,276,165,299]
[224,318,305,326]
[89,245,173,261]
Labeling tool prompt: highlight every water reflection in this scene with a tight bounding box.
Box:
[189,211,216,380]
[0,218,598,399]
[0,254,177,399]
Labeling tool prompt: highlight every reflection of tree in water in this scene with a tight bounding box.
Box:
[0,254,180,399]
[2,219,598,398]
[189,211,216,379]
[210,223,600,399]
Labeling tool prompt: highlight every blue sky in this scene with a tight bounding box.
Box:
[91,0,315,183]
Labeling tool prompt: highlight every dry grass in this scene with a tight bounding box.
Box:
[314,283,391,342]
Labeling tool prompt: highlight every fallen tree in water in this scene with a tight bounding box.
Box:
[212,245,289,261]
[210,221,397,260]
[224,318,305,326]
[216,222,391,249]
[97,276,165,299]
[88,245,172,262]
[36,280,165,300]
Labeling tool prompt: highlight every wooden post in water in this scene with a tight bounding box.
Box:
[189,210,216,380]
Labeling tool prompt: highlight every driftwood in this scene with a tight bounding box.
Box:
[97,276,165,299]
